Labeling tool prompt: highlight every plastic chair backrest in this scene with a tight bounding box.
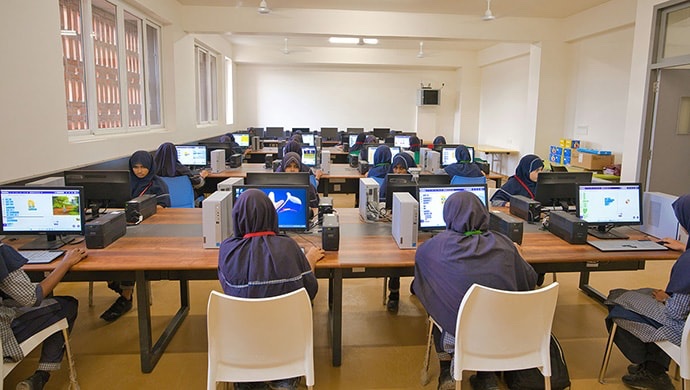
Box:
[454,283,559,378]
[3,317,70,378]
[450,175,487,185]
[655,310,690,381]
[159,176,195,208]
[206,288,314,390]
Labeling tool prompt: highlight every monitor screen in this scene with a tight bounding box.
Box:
[346,127,364,134]
[0,186,86,250]
[233,185,310,231]
[301,146,317,167]
[535,172,593,209]
[176,145,207,166]
[366,146,401,164]
[417,174,451,185]
[372,128,390,140]
[385,174,416,210]
[64,170,132,214]
[394,135,411,148]
[576,183,643,238]
[250,127,265,138]
[244,172,311,186]
[292,127,310,133]
[418,184,488,230]
[348,134,360,147]
[265,127,285,139]
[234,133,251,147]
[441,146,474,166]
[320,127,339,140]
[301,133,315,146]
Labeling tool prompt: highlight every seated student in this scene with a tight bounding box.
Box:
[276,141,322,184]
[412,192,538,390]
[409,136,421,152]
[349,133,367,160]
[279,152,320,219]
[603,194,690,390]
[219,134,244,157]
[1,244,87,390]
[433,136,447,145]
[443,144,484,178]
[490,154,543,207]
[153,142,208,198]
[290,130,303,144]
[367,145,393,200]
[218,189,325,390]
[100,150,170,323]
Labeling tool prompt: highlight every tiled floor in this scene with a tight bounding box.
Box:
[3,195,681,389]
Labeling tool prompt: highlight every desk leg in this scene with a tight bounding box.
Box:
[322,178,330,197]
[578,271,606,304]
[330,269,343,367]
[136,273,190,373]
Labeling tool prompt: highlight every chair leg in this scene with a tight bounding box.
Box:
[544,375,551,390]
[682,378,687,390]
[88,281,94,307]
[421,317,435,386]
[62,328,79,390]
[552,272,557,283]
[382,277,388,305]
[598,322,618,384]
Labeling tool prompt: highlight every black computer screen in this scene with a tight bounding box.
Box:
[232,185,310,231]
[64,169,132,213]
[535,172,593,209]
[346,128,364,134]
[244,172,310,186]
[320,127,339,140]
[265,127,285,139]
[372,128,390,140]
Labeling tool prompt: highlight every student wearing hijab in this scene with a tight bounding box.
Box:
[603,194,690,390]
[443,145,484,179]
[219,134,244,156]
[153,142,208,197]
[0,244,87,390]
[276,141,323,186]
[413,192,538,390]
[349,133,367,159]
[408,136,421,152]
[433,136,447,145]
[367,145,393,201]
[218,189,324,390]
[490,154,544,207]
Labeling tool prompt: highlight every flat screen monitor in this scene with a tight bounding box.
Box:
[176,145,207,167]
[292,127,310,134]
[441,145,474,166]
[250,127,265,138]
[301,133,315,146]
[265,127,285,139]
[0,186,86,250]
[64,170,132,216]
[232,185,310,231]
[385,174,416,210]
[576,182,643,239]
[394,135,411,148]
[301,146,317,167]
[365,146,401,164]
[320,127,339,141]
[418,184,489,230]
[244,172,310,186]
[535,172,593,210]
[234,133,251,147]
[346,127,364,134]
[348,134,360,147]
[372,128,390,140]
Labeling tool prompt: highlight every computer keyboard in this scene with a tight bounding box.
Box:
[18,250,65,264]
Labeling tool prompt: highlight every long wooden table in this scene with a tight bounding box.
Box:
[17,208,678,370]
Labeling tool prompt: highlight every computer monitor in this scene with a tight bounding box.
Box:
[64,169,132,216]
[365,146,401,164]
[0,186,86,250]
[535,172,593,210]
[301,133,315,146]
[176,145,207,167]
[418,184,489,230]
[234,132,251,148]
[348,134,360,147]
[232,185,310,231]
[265,127,285,139]
[385,174,416,210]
[301,146,317,167]
[292,127,310,134]
[346,127,364,134]
[244,172,311,186]
[320,127,339,141]
[417,174,451,185]
[372,128,390,140]
[250,127,265,138]
[441,145,475,166]
[394,135,411,148]
[576,182,643,239]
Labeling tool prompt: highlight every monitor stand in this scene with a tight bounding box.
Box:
[19,235,75,250]
[588,225,629,240]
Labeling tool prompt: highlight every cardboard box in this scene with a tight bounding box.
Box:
[571,150,614,170]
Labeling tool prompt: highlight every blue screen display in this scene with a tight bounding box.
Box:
[233,186,309,230]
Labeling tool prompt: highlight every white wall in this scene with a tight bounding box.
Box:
[234,65,458,144]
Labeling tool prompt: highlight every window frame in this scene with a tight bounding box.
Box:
[195,43,219,125]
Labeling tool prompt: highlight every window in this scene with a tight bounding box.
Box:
[225,57,233,125]
[59,0,162,134]
[196,45,218,124]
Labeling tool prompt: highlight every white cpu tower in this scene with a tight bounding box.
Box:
[217,177,244,192]
[202,191,233,248]
[640,192,681,241]
[210,149,226,173]
[392,192,418,249]
[419,148,431,171]
[425,150,440,173]
[359,178,380,222]
[321,150,331,174]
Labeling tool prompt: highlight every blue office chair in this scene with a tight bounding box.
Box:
[159,176,196,208]
[450,175,487,185]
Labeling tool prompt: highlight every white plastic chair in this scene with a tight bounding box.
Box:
[598,316,690,389]
[206,288,314,390]
[421,282,559,389]
[2,317,79,390]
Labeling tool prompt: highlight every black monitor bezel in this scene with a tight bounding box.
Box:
[535,171,593,209]
[244,172,311,186]
[346,127,364,134]
[231,184,311,231]
[576,182,643,228]
[417,183,489,230]
[320,127,339,140]
[372,128,390,140]
[265,127,285,139]
[385,174,415,210]
[63,169,132,210]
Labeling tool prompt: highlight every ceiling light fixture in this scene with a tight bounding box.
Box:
[258,0,270,14]
[482,0,496,21]
[417,42,424,58]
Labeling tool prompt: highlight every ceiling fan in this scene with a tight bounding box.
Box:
[258,0,270,14]
[482,0,496,21]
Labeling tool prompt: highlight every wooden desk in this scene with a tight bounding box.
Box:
[18,208,676,370]
[475,145,519,174]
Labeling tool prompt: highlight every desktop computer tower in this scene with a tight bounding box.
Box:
[217,177,244,192]
[425,150,440,172]
[392,192,418,249]
[315,135,322,149]
[210,149,226,173]
[640,192,680,241]
[202,191,233,249]
[321,150,331,174]
[251,136,261,151]
[419,148,431,171]
[359,178,380,222]
[322,213,340,251]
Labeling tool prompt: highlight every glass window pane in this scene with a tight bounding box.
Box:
[124,11,142,127]
[663,6,690,59]
[210,54,217,121]
[197,48,208,123]
[146,23,161,126]
[60,0,88,130]
[92,0,122,129]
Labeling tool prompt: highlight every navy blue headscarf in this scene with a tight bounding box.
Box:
[153,142,181,177]
[666,194,690,294]
[490,154,543,204]
[129,150,170,207]
[444,145,483,178]
[412,191,537,334]
[277,152,319,208]
[217,189,318,299]
[409,136,421,152]
[367,145,392,179]
[0,244,27,282]
[433,136,447,145]
[389,152,417,173]
[350,133,367,154]
[276,144,312,174]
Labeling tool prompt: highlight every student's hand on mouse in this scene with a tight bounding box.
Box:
[659,237,685,251]
[306,247,325,263]
[63,248,88,267]
[199,170,209,178]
